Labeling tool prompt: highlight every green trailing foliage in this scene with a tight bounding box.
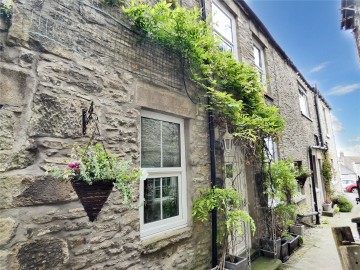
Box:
[265,160,298,205]
[274,203,296,237]
[46,143,142,205]
[192,187,256,239]
[332,195,353,213]
[122,1,285,143]
[264,160,298,237]
[322,153,333,203]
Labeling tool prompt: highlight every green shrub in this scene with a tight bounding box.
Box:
[332,195,353,212]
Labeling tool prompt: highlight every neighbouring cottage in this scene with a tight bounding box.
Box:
[0,0,339,269]
[341,0,360,59]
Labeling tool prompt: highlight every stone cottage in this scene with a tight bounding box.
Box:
[0,0,339,269]
[341,0,360,59]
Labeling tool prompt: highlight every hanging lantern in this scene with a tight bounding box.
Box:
[222,129,234,153]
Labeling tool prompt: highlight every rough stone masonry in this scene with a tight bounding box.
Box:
[0,0,212,269]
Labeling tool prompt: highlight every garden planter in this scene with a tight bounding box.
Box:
[288,234,300,255]
[71,180,114,222]
[225,255,248,270]
[290,224,305,236]
[260,237,281,259]
[322,203,332,211]
[280,239,289,262]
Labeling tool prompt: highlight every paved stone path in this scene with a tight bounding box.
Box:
[280,193,360,270]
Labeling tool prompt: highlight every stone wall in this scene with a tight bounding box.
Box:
[227,0,340,243]
[0,0,340,268]
[0,0,212,269]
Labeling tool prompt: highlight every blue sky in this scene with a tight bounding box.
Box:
[246,0,360,156]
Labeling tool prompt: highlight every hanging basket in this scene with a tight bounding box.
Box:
[296,175,309,188]
[71,180,114,222]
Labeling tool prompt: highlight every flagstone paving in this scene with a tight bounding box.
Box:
[280,193,360,270]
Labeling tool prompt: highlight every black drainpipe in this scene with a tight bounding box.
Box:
[309,147,320,224]
[313,86,324,147]
[312,86,324,225]
[199,0,217,267]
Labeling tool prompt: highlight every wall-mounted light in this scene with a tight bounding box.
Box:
[222,128,234,153]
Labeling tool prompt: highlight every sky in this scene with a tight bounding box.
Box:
[245,0,360,156]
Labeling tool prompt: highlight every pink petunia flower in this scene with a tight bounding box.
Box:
[68,162,80,169]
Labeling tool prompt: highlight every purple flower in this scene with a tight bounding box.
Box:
[68,162,80,169]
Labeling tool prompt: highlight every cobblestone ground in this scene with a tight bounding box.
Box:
[280,192,360,270]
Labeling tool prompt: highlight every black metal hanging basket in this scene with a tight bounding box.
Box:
[296,175,308,188]
[71,180,114,222]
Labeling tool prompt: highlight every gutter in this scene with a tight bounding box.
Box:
[200,0,218,267]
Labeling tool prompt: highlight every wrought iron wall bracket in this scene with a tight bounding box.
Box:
[82,101,95,136]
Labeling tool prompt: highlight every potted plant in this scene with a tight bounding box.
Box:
[295,166,310,188]
[321,153,333,211]
[262,160,298,259]
[46,143,142,221]
[192,187,256,270]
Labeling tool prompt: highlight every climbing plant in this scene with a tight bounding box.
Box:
[0,0,13,20]
[322,152,333,203]
[121,1,285,144]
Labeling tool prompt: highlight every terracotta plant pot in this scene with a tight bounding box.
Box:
[71,180,114,222]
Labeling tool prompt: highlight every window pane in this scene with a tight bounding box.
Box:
[144,178,161,223]
[212,3,233,43]
[144,177,179,224]
[219,40,233,53]
[141,118,161,167]
[299,90,309,116]
[254,46,261,67]
[162,177,179,219]
[162,121,181,167]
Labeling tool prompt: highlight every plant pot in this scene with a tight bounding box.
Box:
[288,234,300,255]
[322,203,332,211]
[280,239,289,262]
[296,175,308,188]
[71,180,114,222]
[290,224,305,236]
[260,237,281,259]
[225,255,248,270]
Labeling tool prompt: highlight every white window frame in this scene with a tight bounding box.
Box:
[140,110,187,239]
[299,86,310,117]
[212,0,238,59]
[323,107,329,136]
[264,137,278,162]
[253,41,267,91]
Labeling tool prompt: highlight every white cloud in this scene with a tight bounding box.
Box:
[349,137,360,142]
[338,145,360,156]
[328,83,360,96]
[309,61,330,73]
[331,114,344,133]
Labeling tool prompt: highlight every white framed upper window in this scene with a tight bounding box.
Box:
[253,41,267,91]
[264,137,278,162]
[140,111,187,239]
[323,107,329,136]
[299,86,310,117]
[212,0,238,58]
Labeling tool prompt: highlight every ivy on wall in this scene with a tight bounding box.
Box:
[121,1,284,144]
